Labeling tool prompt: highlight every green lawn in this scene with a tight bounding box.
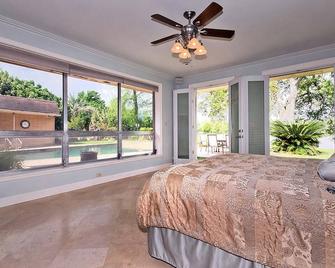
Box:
[271,148,333,160]
[72,139,116,145]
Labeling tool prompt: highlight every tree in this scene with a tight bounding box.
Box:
[120,89,152,131]
[199,121,228,134]
[90,108,109,131]
[107,98,118,131]
[295,74,334,134]
[270,78,303,122]
[270,72,334,133]
[68,91,106,131]
[198,89,228,121]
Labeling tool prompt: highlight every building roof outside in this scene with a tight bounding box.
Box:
[0,95,60,116]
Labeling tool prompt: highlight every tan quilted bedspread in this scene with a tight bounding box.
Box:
[136,154,335,268]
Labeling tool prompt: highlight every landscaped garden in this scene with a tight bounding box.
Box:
[270,69,334,159]
[196,86,229,157]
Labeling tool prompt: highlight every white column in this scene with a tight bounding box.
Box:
[264,76,270,155]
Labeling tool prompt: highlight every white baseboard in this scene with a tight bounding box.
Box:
[0,163,171,208]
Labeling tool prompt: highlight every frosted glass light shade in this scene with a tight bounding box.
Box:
[187,37,200,49]
[194,44,207,56]
[171,41,183,54]
[179,48,191,59]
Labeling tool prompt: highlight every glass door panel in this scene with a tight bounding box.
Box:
[230,83,239,153]
[177,93,190,159]
[248,81,265,154]
[174,89,193,163]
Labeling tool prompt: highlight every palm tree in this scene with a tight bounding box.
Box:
[271,120,324,155]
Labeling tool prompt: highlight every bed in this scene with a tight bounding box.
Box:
[136,154,335,268]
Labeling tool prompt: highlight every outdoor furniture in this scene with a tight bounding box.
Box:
[217,134,228,153]
[207,134,218,153]
[80,151,98,162]
[199,134,208,151]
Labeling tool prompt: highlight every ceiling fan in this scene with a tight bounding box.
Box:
[150,2,235,63]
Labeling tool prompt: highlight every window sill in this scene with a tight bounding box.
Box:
[0,153,163,183]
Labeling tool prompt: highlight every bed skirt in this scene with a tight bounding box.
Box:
[148,227,268,268]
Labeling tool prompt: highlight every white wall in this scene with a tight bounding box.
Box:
[0,16,174,204]
[1,14,335,206]
[179,43,335,88]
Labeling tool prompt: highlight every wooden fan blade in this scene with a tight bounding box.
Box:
[151,34,180,45]
[201,28,235,39]
[151,14,183,29]
[193,2,223,27]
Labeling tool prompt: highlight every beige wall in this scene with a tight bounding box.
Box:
[0,112,56,148]
[0,112,55,131]
[0,112,13,130]
[14,113,55,131]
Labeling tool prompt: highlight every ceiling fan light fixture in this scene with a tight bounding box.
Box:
[187,37,200,49]
[194,44,207,56]
[178,48,191,59]
[150,2,234,64]
[171,41,183,53]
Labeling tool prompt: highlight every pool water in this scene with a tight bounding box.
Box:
[16,143,146,161]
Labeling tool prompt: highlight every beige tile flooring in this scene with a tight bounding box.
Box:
[0,173,171,268]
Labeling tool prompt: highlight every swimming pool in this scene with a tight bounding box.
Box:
[15,144,117,160]
[15,143,151,162]
[0,139,153,170]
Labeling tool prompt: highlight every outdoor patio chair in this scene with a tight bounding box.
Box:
[217,134,228,153]
[199,134,208,151]
[207,134,218,153]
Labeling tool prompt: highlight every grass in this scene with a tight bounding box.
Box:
[71,139,152,151]
[72,139,116,145]
[271,148,333,159]
[72,137,151,145]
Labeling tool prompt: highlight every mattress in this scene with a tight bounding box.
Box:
[137,154,335,267]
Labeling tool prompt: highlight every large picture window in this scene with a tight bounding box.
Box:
[269,67,334,159]
[67,76,119,163]
[0,48,157,172]
[0,61,63,170]
[121,85,154,157]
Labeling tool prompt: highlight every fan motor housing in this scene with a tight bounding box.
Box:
[181,24,198,41]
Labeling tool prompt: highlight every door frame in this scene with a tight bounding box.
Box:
[243,75,269,155]
[189,77,234,158]
[229,77,245,153]
[229,76,269,154]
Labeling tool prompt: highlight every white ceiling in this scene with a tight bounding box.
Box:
[0,0,335,76]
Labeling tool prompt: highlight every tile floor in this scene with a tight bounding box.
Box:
[0,173,170,268]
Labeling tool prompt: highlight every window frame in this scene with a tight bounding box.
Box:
[0,51,157,172]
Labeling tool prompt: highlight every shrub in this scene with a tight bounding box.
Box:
[199,121,228,134]
[271,120,324,156]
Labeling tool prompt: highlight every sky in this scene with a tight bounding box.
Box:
[0,61,118,103]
